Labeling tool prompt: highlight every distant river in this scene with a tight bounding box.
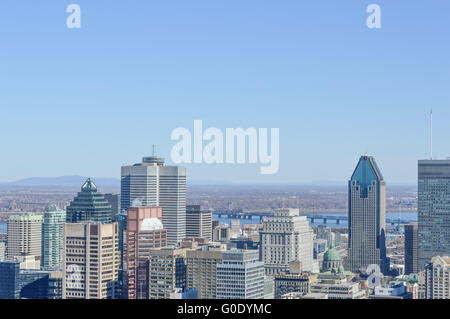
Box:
[213,211,417,228]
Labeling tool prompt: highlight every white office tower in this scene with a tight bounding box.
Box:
[121,155,186,245]
[7,213,43,267]
[423,256,450,299]
[216,250,265,299]
[260,208,314,275]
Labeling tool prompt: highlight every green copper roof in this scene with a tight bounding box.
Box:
[323,245,341,263]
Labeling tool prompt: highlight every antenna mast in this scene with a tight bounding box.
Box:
[430,109,433,160]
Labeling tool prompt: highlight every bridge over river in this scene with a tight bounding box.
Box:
[213,212,415,225]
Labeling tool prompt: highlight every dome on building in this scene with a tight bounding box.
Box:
[140,218,163,231]
[323,245,341,263]
[322,244,344,274]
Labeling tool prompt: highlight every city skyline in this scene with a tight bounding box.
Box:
[2,0,450,306]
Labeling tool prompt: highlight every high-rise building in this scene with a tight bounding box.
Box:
[104,193,120,222]
[404,223,419,275]
[126,206,167,299]
[0,260,63,299]
[186,205,213,240]
[7,213,43,265]
[41,209,66,271]
[186,247,223,299]
[0,261,20,299]
[121,155,186,245]
[260,208,314,275]
[423,256,450,299]
[418,160,450,270]
[347,155,389,274]
[148,247,187,299]
[62,222,120,299]
[216,250,265,299]
[66,179,112,224]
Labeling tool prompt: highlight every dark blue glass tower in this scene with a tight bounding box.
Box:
[347,155,389,274]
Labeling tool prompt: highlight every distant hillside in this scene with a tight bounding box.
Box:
[8,175,120,188]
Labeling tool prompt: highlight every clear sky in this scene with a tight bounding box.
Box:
[0,1,449,185]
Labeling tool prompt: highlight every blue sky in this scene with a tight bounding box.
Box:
[0,1,449,185]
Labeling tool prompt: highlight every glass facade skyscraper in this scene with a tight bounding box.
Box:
[347,155,389,274]
[418,160,450,270]
[42,209,66,271]
[66,178,112,224]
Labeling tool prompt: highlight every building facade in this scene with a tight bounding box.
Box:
[260,208,314,275]
[41,209,66,271]
[186,248,223,299]
[126,206,167,299]
[418,160,450,270]
[186,205,212,240]
[274,261,317,299]
[148,247,187,299]
[7,213,43,264]
[213,225,230,242]
[347,155,389,274]
[104,193,120,222]
[216,250,265,299]
[404,222,419,275]
[121,155,186,245]
[423,256,450,299]
[0,260,63,299]
[63,222,120,299]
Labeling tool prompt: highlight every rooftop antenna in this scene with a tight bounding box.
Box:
[430,109,433,160]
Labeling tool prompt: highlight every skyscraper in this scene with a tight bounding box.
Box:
[66,178,112,224]
[186,205,213,240]
[260,208,314,275]
[126,206,167,299]
[216,250,265,299]
[418,160,450,270]
[404,222,418,275]
[62,222,120,299]
[7,213,43,265]
[347,155,389,274]
[121,155,186,245]
[41,209,66,271]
